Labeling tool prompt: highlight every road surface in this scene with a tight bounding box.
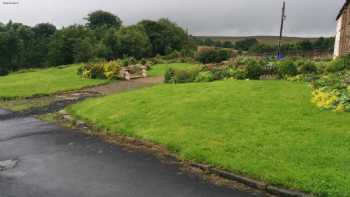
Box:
[0,113,263,197]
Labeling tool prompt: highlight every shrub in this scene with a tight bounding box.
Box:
[196,48,233,64]
[246,60,264,80]
[195,71,215,82]
[310,72,350,112]
[230,68,247,80]
[326,58,348,73]
[174,68,200,83]
[276,60,298,78]
[164,67,200,84]
[0,67,9,76]
[103,61,122,79]
[79,61,121,79]
[164,68,175,83]
[297,60,317,74]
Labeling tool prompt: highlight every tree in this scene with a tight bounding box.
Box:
[138,18,189,56]
[298,40,313,51]
[48,25,95,65]
[116,26,152,59]
[32,23,56,38]
[222,41,234,48]
[86,10,122,29]
[73,37,97,63]
[234,38,258,51]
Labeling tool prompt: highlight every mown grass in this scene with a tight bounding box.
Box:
[148,63,199,77]
[68,80,350,197]
[0,65,108,99]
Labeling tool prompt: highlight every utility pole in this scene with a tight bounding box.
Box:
[277,1,286,59]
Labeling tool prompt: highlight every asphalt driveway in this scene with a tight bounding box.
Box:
[0,113,264,197]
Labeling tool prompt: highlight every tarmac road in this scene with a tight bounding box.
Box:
[0,112,263,197]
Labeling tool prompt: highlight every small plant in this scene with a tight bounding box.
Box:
[276,60,298,78]
[79,61,121,79]
[195,71,215,82]
[174,68,200,83]
[164,68,176,83]
[297,60,318,74]
[246,60,264,80]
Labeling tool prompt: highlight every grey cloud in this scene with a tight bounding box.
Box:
[0,0,345,37]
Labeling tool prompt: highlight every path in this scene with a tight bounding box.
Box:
[86,76,164,95]
[0,115,263,197]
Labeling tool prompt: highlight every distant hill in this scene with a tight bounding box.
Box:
[194,36,319,46]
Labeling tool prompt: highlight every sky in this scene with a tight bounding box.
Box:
[0,0,346,37]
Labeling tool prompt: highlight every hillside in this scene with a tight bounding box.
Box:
[195,35,319,46]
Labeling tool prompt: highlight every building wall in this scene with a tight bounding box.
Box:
[334,16,342,58]
[337,5,350,57]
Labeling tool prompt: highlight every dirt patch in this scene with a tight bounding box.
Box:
[86,76,164,95]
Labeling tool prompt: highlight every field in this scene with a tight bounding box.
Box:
[68,80,350,197]
[195,35,318,46]
[0,65,108,99]
[148,63,200,77]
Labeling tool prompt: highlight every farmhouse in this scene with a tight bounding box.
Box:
[334,0,350,58]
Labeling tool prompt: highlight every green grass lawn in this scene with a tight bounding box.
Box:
[68,80,350,197]
[148,63,199,77]
[0,65,108,99]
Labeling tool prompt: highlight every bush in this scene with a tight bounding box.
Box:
[174,68,200,83]
[196,48,233,64]
[164,67,200,84]
[0,67,9,76]
[326,58,348,73]
[297,60,317,74]
[230,68,247,80]
[78,61,121,79]
[246,60,264,80]
[310,72,350,112]
[276,60,298,78]
[195,71,215,82]
[164,68,175,83]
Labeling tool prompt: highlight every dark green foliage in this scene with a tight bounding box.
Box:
[47,25,95,66]
[197,48,233,64]
[276,60,298,77]
[235,38,258,51]
[297,60,317,74]
[164,68,175,83]
[246,59,264,80]
[0,11,191,75]
[86,10,122,29]
[32,23,56,38]
[138,19,189,56]
[174,68,200,83]
[326,55,350,73]
[222,41,234,48]
[164,67,200,83]
[116,26,152,59]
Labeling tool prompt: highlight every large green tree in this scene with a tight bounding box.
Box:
[86,10,122,30]
[115,26,152,59]
[138,19,189,56]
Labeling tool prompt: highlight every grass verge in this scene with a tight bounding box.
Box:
[67,80,350,197]
[0,65,108,99]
